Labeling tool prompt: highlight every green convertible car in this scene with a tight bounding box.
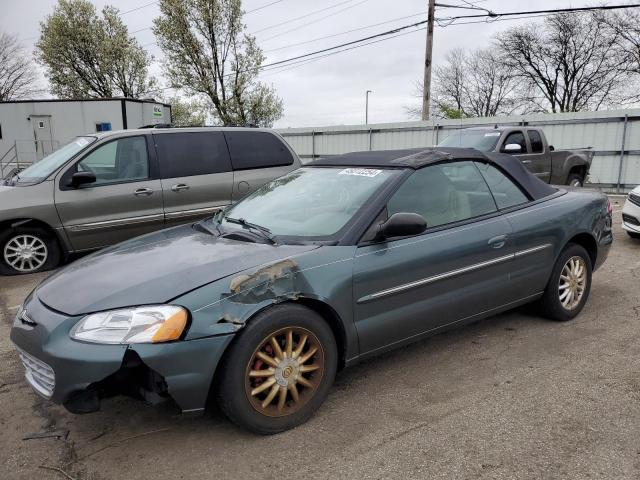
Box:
[11,147,612,434]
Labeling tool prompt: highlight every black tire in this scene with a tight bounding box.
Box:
[539,243,592,321]
[627,231,640,240]
[0,227,61,275]
[216,304,337,434]
[566,173,584,187]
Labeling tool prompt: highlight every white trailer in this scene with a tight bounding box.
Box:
[0,98,171,176]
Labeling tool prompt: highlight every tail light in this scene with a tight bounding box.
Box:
[607,198,613,216]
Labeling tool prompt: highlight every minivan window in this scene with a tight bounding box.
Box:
[77,136,148,185]
[13,136,96,183]
[155,132,231,178]
[225,131,294,170]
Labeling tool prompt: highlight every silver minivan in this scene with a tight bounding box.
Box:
[0,127,301,274]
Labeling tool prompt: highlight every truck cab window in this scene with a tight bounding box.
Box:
[502,131,527,153]
[528,130,543,153]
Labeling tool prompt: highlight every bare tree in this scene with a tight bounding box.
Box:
[464,48,525,117]
[406,47,523,119]
[0,32,41,101]
[497,12,626,113]
[602,8,640,100]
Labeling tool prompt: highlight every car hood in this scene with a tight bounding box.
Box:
[36,225,319,316]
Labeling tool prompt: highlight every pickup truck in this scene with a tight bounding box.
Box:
[437,126,594,187]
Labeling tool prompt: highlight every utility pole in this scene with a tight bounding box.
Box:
[365,90,372,124]
[421,0,436,120]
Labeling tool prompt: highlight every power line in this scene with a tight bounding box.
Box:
[246,0,285,14]
[251,0,358,34]
[144,2,640,93]
[120,1,158,16]
[260,27,427,77]
[263,11,427,53]
[259,19,428,70]
[260,0,370,42]
[437,3,640,22]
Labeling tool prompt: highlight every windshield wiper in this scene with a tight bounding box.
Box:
[224,216,277,245]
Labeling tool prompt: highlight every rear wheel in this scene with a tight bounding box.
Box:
[217,304,337,434]
[0,227,61,275]
[567,173,584,187]
[539,243,592,321]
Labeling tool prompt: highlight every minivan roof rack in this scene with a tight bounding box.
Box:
[139,123,173,129]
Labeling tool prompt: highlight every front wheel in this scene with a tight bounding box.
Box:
[539,243,592,321]
[216,304,337,434]
[627,231,640,240]
[0,227,61,275]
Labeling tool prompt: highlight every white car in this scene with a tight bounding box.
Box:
[622,186,640,239]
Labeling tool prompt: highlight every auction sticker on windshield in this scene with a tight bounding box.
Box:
[339,168,382,177]
[484,132,501,137]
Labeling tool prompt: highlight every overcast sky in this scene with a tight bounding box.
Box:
[0,0,605,127]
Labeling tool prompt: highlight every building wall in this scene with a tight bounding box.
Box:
[276,109,640,190]
[0,99,171,165]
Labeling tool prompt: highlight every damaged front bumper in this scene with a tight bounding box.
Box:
[10,295,234,414]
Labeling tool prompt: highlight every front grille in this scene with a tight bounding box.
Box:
[623,213,640,227]
[629,193,640,208]
[17,348,55,398]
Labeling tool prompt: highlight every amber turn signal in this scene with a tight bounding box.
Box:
[152,309,188,343]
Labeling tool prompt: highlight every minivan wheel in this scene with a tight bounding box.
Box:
[0,227,61,275]
[216,304,337,434]
[539,243,592,321]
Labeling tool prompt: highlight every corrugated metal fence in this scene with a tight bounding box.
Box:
[276,109,640,191]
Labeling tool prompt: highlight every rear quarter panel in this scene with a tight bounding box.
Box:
[505,189,610,296]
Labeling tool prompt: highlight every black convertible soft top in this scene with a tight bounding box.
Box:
[309,147,557,201]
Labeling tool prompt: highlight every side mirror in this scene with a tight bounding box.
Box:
[378,212,427,239]
[549,145,555,151]
[502,143,522,153]
[69,171,96,188]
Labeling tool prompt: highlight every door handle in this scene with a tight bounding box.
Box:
[171,183,190,192]
[134,188,154,196]
[521,160,532,164]
[488,234,508,249]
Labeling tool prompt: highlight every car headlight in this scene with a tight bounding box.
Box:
[70,305,188,344]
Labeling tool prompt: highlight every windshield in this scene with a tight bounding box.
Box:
[14,136,96,183]
[218,167,401,239]
[438,130,501,152]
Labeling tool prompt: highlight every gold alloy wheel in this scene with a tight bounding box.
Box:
[245,327,325,417]
[558,255,587,311]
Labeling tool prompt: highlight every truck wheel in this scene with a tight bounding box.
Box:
[0,227,61,275]
[567,174,583,187]
[216,304,337,434]
[539,243,592,321]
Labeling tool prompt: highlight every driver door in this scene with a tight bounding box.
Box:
[352,161,514,356]
[55,135,164,251]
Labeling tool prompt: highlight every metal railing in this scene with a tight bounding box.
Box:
[0,140,60,179]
